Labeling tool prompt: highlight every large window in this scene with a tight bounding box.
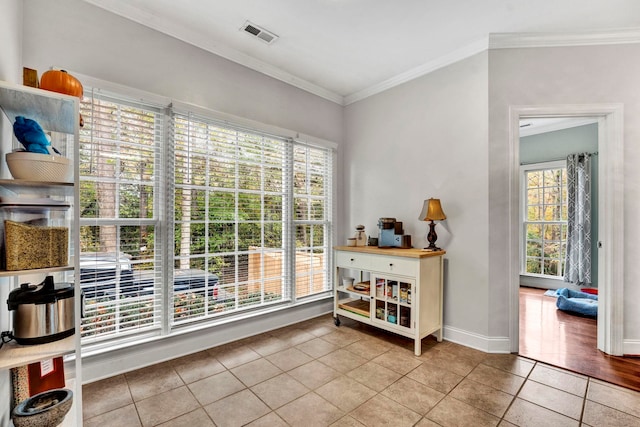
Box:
[78,90,333,344]
[521,161,568,278]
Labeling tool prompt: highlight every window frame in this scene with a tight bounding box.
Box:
[520,160,568,280]
[77,83,336,350]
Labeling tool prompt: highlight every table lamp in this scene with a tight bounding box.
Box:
[418,198,446,251]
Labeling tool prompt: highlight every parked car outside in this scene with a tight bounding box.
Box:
[80,253,220,299]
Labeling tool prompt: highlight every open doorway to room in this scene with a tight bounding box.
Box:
[509,105,640,391]
[517,117,600,370]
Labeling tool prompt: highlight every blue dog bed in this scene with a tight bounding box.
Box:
[556,288,598,317]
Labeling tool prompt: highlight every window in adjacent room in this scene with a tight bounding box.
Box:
[521,161,568,278]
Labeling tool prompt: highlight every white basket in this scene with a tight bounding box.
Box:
[6,152,72,183]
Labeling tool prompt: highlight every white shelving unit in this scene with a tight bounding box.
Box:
[0,80,81,426]
[333,246,445,355]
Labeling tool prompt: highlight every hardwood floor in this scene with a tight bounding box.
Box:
[519,286,640,391]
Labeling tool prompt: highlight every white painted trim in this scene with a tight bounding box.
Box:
[343,37,489,105]
[623,340,640,356]
[82,0,344,105]
[74,4,640,105]
[490,28,640,49]
[508,104,625,356]
[82,298,333,384]
[443,326,511,354]
[519,117,599,137]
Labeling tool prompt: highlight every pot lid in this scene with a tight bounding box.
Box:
[7,276,73,310]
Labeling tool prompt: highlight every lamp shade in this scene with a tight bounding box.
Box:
[418,198,446,222]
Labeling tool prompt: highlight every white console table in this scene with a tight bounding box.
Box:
[333,246,445,355]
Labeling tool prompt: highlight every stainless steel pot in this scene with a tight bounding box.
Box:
[7,276,74,345]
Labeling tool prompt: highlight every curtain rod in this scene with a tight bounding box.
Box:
[520,151,598,166]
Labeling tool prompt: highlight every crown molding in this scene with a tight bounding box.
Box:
[82,0,345,105]
[490,27,640,49]
[344,37,489,106]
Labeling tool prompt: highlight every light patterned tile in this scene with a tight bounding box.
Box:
[276,392,344,426]
[204,389,270,427]
[288,360,341,389]
[481,354,534,377]
[246,335,290,357]
[587,379,640,418]
[125,362,184,401]
[187,370,245,406]
[82,374,133,419]
[330,415,366,426]
[344,338,391,360]
[371,349,423,375]
[467,363,526,395]
[156,408,215,427]
[414,418,441,427]
[170,351,226,384]
[230,358,282,387]
[214,344,262,369]
[296,337,340,358]
[503,398,579,427]
[426,396,500,427]
[319,348,368,373]
[273,327,316,346]
[316,375,376,412]
[245,412,289,427]
[420,349,480,376]
[449,378,514,418]
[381,376,444,415]
[136,386,200,427]
[84,404,141,427]
[266,347,313,371]
[346,361,402,392]
[251,373,309,409]
[350,394,422,427]
[406,361,464,394]
[518,380,584,420]
[321,329,362,347]
[582,400,640,427]
[528,363,588,397]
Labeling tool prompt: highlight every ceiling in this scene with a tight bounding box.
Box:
[83,0,640,105]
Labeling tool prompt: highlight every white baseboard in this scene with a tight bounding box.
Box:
[82,299,333,384]
[623,339,640,356]
[443,325,511,354]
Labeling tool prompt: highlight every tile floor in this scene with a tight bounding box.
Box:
[82,314,640,426]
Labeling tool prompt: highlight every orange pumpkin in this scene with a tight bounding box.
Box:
[40,70,83,98]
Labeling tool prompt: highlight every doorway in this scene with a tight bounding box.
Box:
[517,117,599,366]
[508,104,624,357]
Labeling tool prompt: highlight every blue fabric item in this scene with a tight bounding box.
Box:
[556,287,598,317]
[13,116,51,154]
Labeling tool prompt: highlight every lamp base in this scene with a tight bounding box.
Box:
[425,220,441,251]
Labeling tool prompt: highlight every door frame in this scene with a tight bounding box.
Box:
[508,103,624,355]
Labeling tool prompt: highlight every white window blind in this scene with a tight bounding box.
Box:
[292,143,332,298]
[78,90,164,343]
[171,111,296,324]
[76,84,334,346]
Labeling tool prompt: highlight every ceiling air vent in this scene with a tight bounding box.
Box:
[241,21,278,45]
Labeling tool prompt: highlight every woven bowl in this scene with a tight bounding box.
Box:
[6,152,72,183]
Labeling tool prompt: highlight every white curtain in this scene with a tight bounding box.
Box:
[564,153,592,285]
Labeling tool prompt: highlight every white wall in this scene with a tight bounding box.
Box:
[488,44,640,351]
[21,0,343,145]
[345,53,491,347]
